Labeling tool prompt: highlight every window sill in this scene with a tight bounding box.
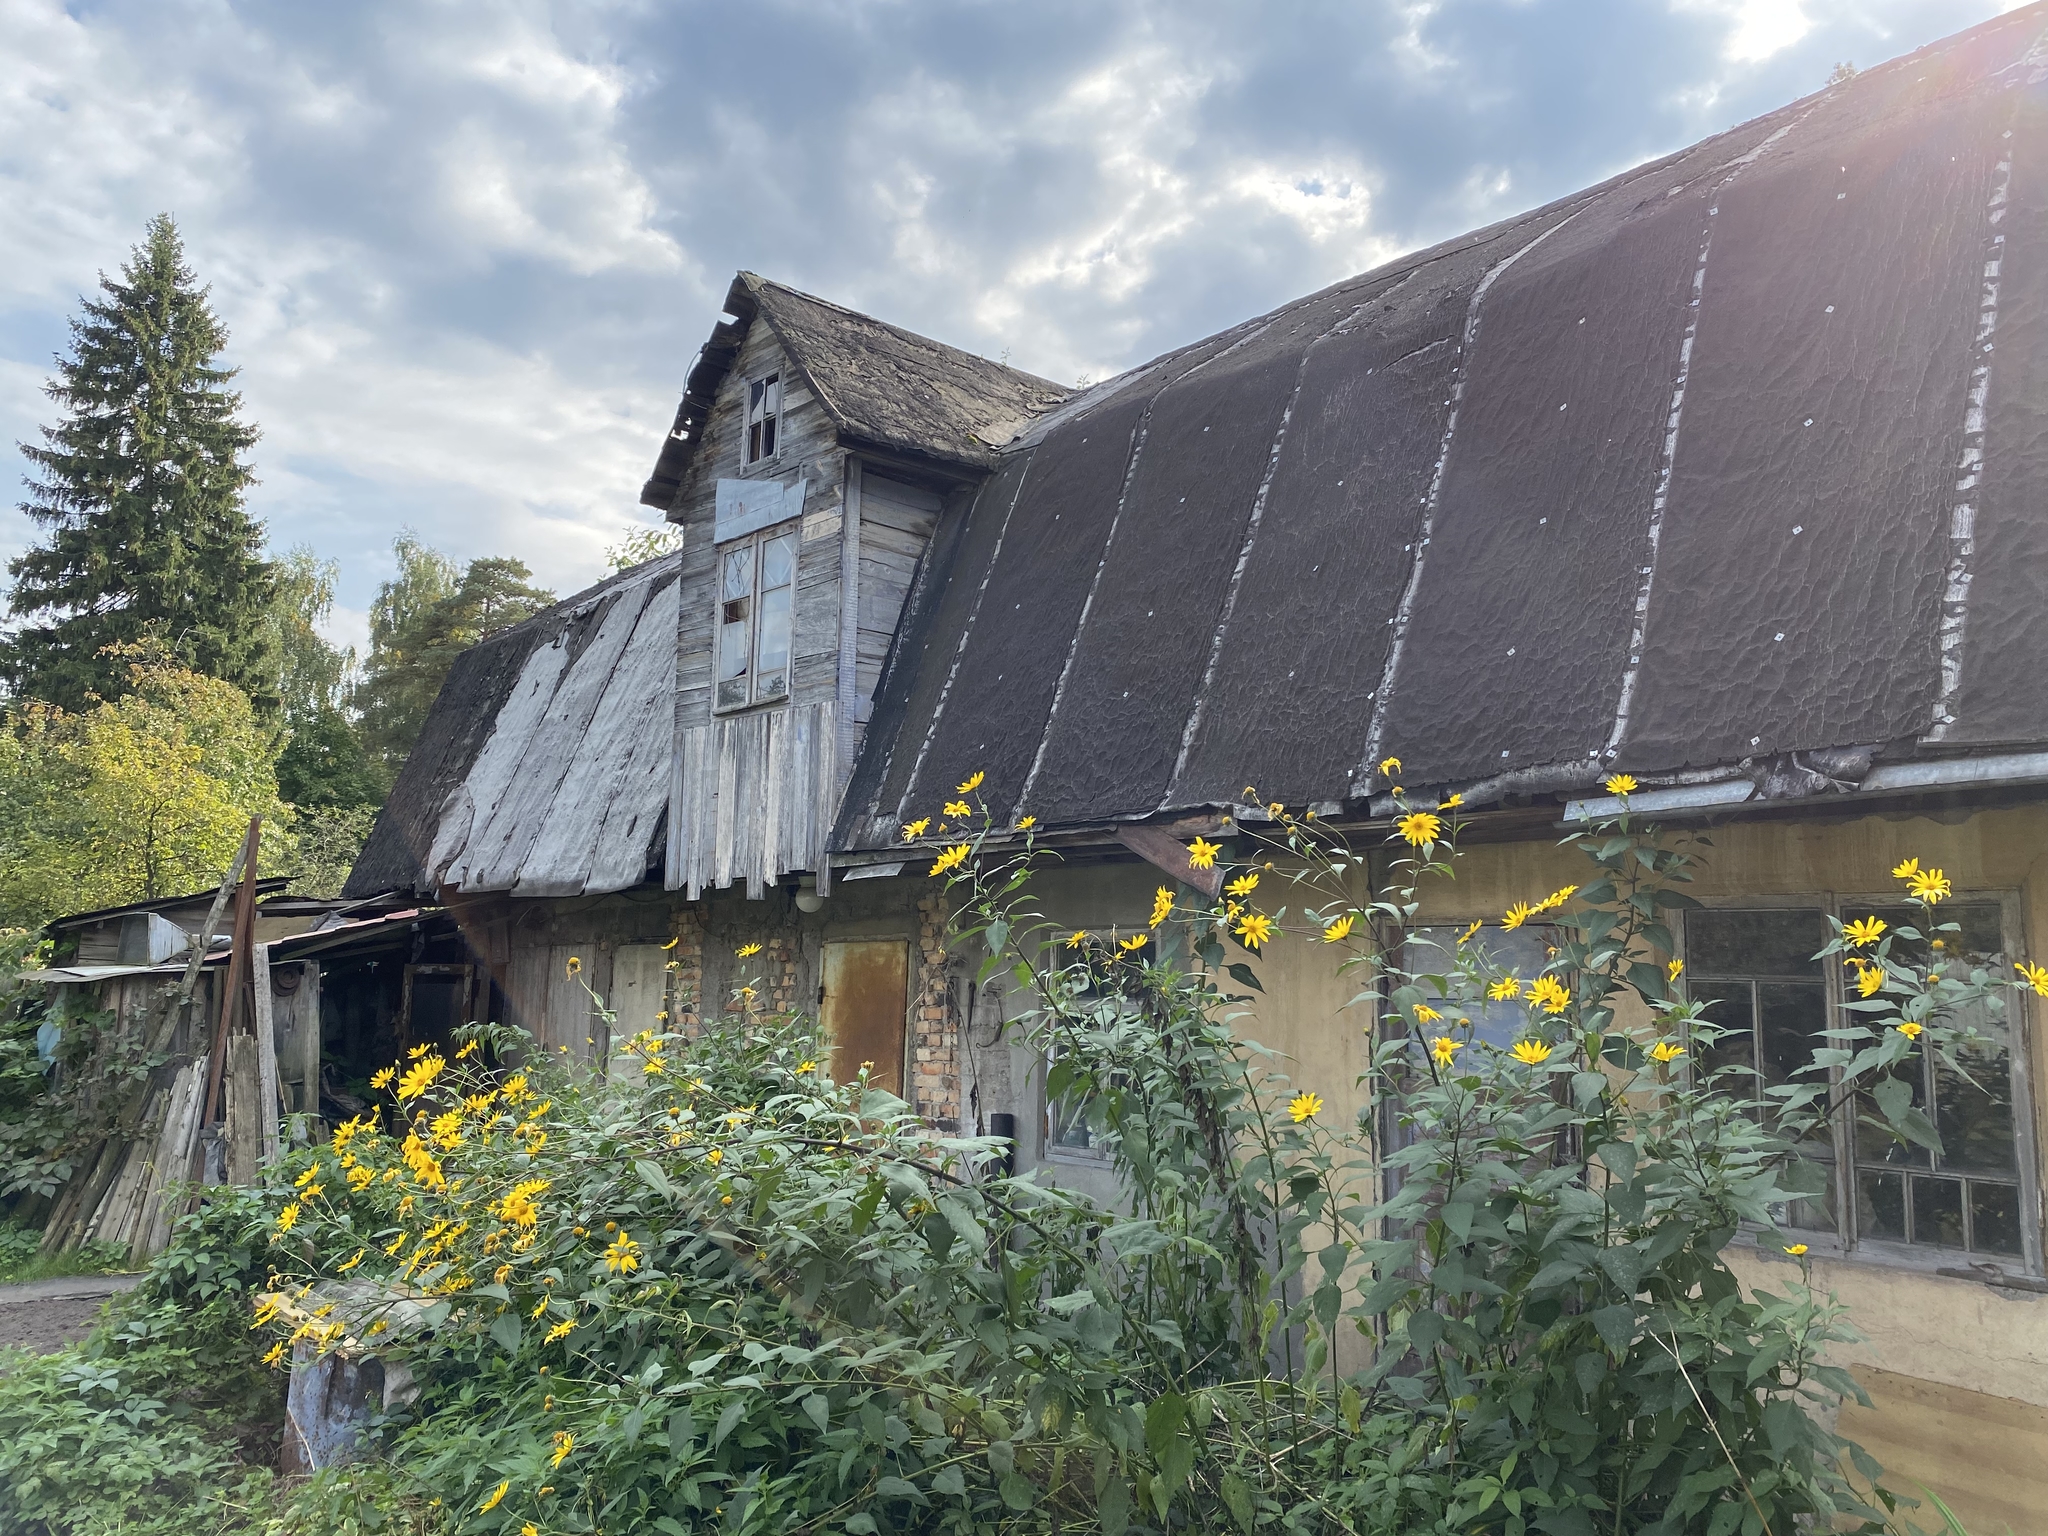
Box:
[1746,1232,2043,1290]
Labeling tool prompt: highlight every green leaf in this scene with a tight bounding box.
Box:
[1221,1469,1256,1533]
[1226,962,1264,993]
[1590,1304,1635,1355]
[932,1464,966,1498]
[1000,1472,1037,1511]
[1144,1393,1186,1462]
[1100,1474,1133,1536]
[488,1310,521,1354]
[711,1398,746,1449]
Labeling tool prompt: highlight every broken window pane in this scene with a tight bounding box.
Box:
[1402,924,1558,1049]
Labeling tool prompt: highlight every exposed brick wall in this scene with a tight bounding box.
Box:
[666,905,706,1035]
[912,893,959,1130]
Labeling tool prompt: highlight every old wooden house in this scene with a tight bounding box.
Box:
[344,8,2048,1525]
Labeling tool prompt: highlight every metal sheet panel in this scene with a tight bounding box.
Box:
[820,939,909,1099]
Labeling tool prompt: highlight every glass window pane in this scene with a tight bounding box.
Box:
[755,584,791,678]
[722,546,754,603]
[1911,1175,1965,1248]
[1686,909,1829,977]
[1759,983,1829,1139]
[1690,981,1755,1093]
[1935,1035,2015,1175]
[1858,1056,1933,1171]
[1970,1182,2023,1256]
[1864,901,2002,966]
[760,533,795,590]
[1403,925,1557,1049]
[1857,1170,1905,1240]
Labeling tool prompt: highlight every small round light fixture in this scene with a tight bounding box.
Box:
[794,874,824,914]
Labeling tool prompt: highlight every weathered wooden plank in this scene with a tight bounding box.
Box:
[251,940,281,1165]
[464,584,649,891]
[612,945,671,1036]
[427,624,575,888]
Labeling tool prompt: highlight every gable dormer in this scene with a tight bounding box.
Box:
[642,274,1069,900]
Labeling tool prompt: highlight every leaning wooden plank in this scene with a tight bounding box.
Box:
[225,1035,261,1188]
[134,1063,202,1261]
[252,940,282,1166]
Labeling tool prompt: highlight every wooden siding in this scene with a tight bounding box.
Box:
[670,322,848,730]
[855,473,943,711]
[668,700,842,900]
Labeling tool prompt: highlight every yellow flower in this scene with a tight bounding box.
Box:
[1908,868,1952,904]
[1414,1003,1441,1024]
[1288,1091,1323,1123]
[565,956,582,977]
[1604,773,1638,796]
[550,1431,575,1468]
[796,1059,816,1074]
[1510,1040,1553,1065]
[1894,1021,1924,1041]
[1187,837,1221,870]
[1667,958,1684,982]
[1225,871,1259,897]
[1150,886,1175,928]
[454,1039,480,1061]
[1487,977,1522,1001]
[736,942,762,957]
[1534,884,1578,913]
[1458,919,1482,945]
[1378,756,1401,775]
[1844,915,1887,947]
[1501,902,1535,931]
[1322,913,1355,943]
[706,1147,723,1166]
[662,935,681,950]
[1890,857,1920,881]
[1525,975,1571,1014]
[275,1202,299,1233]
[1648,1040,1686,1064]
[370,1067,395,1090]
[1429,1036,1463,1068]
[1018,815,1036,829]
[929,843,970,877]
[1397,811,1443,847]
[944,799,973,817]
[957,770,985,793]
[902,818,931,840]
[1234,912,1275,949]
[1441,793,1463,808]
[1066,931,1087,949]
[336,1248,365,1273]
[1783,1243,1809,1257]
[643,1053,666,1076]
[262,1342,285,1367]
[407,1043,430,1059]
[522,1526,539,1536]
[545,1319,575,1344]
[480,1482,509,1514]
[1854,964,1884,999]
[397,1056,446,1102]
[604,1232,642,1274]
[2014,961,2048,998]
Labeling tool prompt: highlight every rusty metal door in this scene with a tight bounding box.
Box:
[819,940,909,1098]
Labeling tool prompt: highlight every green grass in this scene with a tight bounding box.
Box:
[0,1221,132,1283]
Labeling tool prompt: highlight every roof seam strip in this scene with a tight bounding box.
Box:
[1016,314,1283,815]
[1603,106,1817,761]
[1357,209,1583,779]
[1930,120,2016,740]
[1162,283,1402,807]
[891,456,1037,826]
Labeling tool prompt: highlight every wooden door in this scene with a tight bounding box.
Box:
[820,940,909,1098]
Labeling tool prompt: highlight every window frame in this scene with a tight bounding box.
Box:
[711,522,797,714]
[1040,930,1155,1164]
[1679,892,2042,1276]
[743,371,782,470]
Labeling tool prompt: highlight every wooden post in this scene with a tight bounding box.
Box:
[191,818,262,1183]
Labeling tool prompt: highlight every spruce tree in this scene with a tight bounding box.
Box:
[4,213,276,710]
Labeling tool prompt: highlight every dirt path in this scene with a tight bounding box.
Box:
[0,1274,143,1354]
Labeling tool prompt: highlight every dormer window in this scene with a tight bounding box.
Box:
[745,372,780,465]
[715,526,795,710]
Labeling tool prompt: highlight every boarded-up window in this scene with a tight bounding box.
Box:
[402,964,474,1053]
[820,940,908,1099]
[612,944,672,1036]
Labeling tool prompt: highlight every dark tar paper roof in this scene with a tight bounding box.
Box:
[836,5,2048,849]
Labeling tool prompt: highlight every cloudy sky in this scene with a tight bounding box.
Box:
[0,0,2017,651]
